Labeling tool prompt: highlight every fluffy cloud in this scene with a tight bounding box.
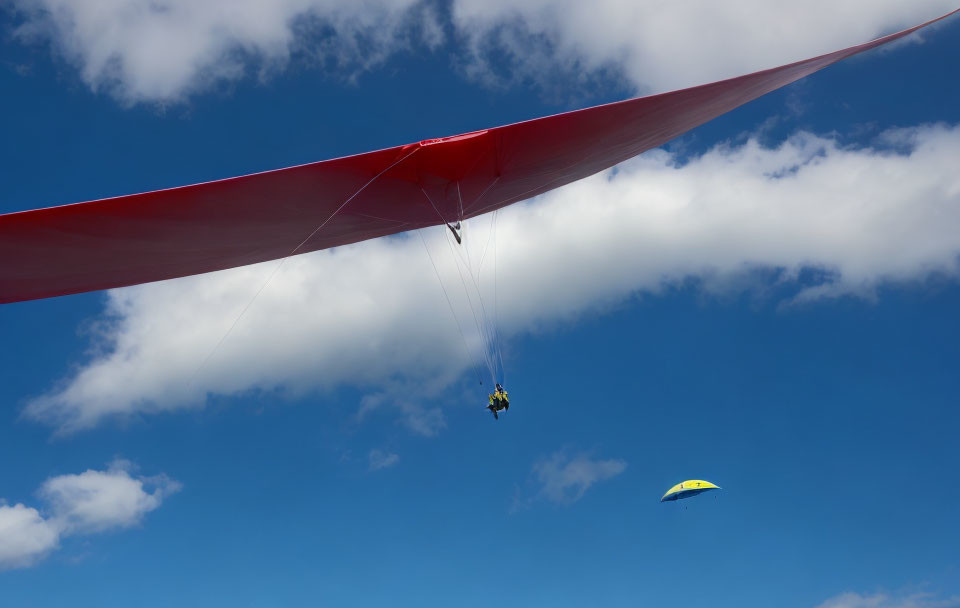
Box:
[367,449,400,471]
[6,1,956,103]
[524,450,627,506]
[817,592,960,608]
[452,1,958,93]
[0,504,60,569]
[38,460,180,534]
[9,0,437,104]
[23,122,960,433]
[0,461,179,570]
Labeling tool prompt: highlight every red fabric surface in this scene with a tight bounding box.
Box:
[2,10,955,303]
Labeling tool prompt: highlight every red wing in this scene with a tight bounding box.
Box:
[2,9,955,304]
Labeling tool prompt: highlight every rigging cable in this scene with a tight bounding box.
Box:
[420,187,497,367]
[418,229,485,386]
[418,181,504,386]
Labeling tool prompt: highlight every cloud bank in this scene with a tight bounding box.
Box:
[9,0,437,104]
[22,122,960,432]
[7,1,955,103]
[0,461,179,570]
[451,0,958,93]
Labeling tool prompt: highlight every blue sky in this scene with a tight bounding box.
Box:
[2,2,960,607]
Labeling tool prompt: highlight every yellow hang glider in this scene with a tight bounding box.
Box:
[661,480,721,502]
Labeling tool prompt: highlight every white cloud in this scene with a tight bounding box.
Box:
[521,450,627,507]
[9,0,436,104]
[0,504,60,569]
[0,461,179,570]
[7,1,956,104]
[368,449,399,471]
[38,460,181,535]
[817,592,960,608]
[22,122,960,433]
[451,1,958,93]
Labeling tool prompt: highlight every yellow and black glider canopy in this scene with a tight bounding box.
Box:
[661,480,721,502]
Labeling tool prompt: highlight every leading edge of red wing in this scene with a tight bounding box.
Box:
[4,8,955,218]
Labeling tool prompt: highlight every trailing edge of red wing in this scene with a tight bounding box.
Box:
[1,9,956,304]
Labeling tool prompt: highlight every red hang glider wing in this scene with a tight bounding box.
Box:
[1,10,955,304]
